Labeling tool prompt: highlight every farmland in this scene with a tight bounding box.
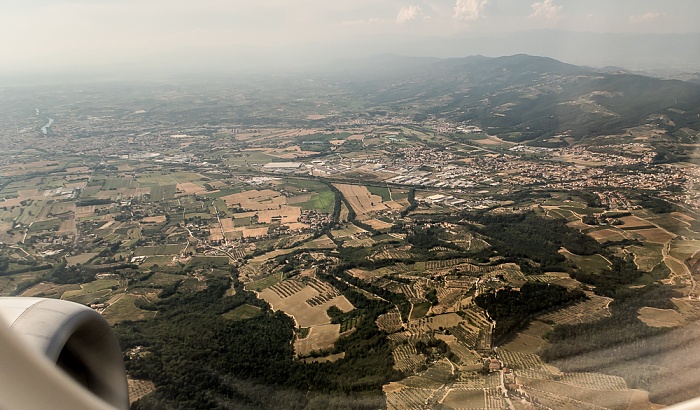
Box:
[0,69,697,409]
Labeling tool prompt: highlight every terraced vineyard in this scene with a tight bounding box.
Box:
[426,258,470,270]
[538,294,612,325]
[388,330,432,345]
[227,247,248,259]
[518,377,635,410]
[498,349,549,371]
[445,307,493,353]
[385,387,433,410]
[268,279,305,298]
[449,323,481,349]
[444,276,478,289]
[454,373,500,388]
[557,373,628,391]
[433,288,465,314]
[485,387,507,409]
[398,283,425,304]
[392,343,426,373]
[376,307,404,333]
[305,278,341,306]
[371,248,412,261]
[441,337,481,364]
[519,386,603,410]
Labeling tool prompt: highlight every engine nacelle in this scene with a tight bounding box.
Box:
[0,297,128,409]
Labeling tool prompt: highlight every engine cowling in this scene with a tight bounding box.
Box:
[0,297,128,409]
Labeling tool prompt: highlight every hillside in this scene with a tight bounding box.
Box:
[332,54,700,148]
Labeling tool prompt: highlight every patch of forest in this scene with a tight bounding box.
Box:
[475,282,587,342]
[462,210,604,273]
[115,272,402,409]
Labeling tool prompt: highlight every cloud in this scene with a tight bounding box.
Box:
[529,0,562,19]
[629,12,663,24]
[396,5,422,23]
[453,0,488,22]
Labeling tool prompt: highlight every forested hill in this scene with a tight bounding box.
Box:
[330,54,700,146]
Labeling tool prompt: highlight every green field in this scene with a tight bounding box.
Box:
[298,191,335,213]
[410,301,431,320]
[222,304,263,321]
[170,172,204,183]
[203,187,242,199]
[669,240,700,262]
[367,186,392,202]
[389,189,409,201]
[225,151,276,166]
[138,272,186,287]
[627,244,664,271]
[135,244,185,256]
[102,294,157,324]
[138,256,173,269]
[103,177,137,190]
[560,249,611,273]
[63,289,113,305]
[15,201,47,224]
[282,178,328,193]
[136,172,178,186]
[247,273,284,292]
[187,256,230,267]
[150,185,177,201]
[62,279,120,299]
[28,219,62,232]
[548,208,575,219]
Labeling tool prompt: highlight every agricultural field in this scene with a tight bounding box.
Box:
[134,244,184,256]
[638,307,685,328]
[222,304,262,321]
[20,282,81,299]
[101,294,158,324]
[1,77,699,410]
[259,279,353,327]
[518,377,648,409]
[626,244,664,271]
[221,189,286,210]
[294,323,342,356]
[500,321,552,354]
[559,249,611,273]
[669,240,700,262]
[539,294,612,325]
[441,389,485,409]
[334,183,406,220]
[588,228,628,243]
[632,227,676,244]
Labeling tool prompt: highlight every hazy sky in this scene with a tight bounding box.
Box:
[1,0,698,77]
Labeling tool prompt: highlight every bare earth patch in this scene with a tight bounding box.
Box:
[619,215,656,229]
[259,284,354,327]
[221,189,287,210]
[334,184,388,216]
[128,378,156,404]
[501,320,552,354]
[589,228,628,243]
[634,228,675,244]
[176,182,207,195]
[295,324,342,356]
[638,307,685,328]
[142,215,166,223]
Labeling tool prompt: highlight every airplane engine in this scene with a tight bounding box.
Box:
[0,297,129,410]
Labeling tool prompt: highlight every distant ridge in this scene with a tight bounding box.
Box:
[323,53,700,147]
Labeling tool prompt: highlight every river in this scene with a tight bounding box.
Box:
[40,117,54,135]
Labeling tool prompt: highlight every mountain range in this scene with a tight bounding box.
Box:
[326,54,700,152]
